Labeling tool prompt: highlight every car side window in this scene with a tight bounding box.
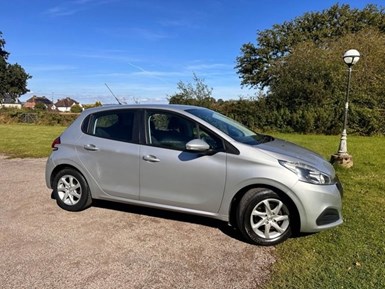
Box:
[86,110,136,143]
[146,111,223,151]
[198,127,223,151]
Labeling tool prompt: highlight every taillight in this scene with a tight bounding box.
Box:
[51,137,61,151]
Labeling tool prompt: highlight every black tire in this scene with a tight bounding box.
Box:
[236,188,292,246]
[53,168,92,211]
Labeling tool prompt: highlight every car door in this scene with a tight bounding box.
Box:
[139,110,227,213]
[76,109,140,199]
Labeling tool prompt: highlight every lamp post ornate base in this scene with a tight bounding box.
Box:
[331,128,353,168]
[330,153,353,168]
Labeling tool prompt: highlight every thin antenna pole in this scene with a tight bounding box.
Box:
[105,83,122,105]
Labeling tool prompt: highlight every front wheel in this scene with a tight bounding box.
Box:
[237,188,292,246]
[53,168,92,211]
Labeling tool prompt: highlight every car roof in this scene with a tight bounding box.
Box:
[84,103,205,114]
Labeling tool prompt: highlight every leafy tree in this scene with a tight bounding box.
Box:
[262,28,385,135]
[0,32,9,99]
[235,4,385,135]
[0,32,8,60]
[236,4,385,89]
[168,73,216,108]
[0,32,31,103]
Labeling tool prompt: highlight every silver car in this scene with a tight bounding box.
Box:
[45,104,343,245]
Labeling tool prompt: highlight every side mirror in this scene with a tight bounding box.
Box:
[185,139,210,152]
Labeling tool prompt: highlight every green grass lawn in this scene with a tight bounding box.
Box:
[0,124,384,288]
[0,124,65,158]
[265,133,385,289]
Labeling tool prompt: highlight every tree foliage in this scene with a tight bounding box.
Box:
[168,73,215,107]
[233,4,385,135]
[0,32,31,103]
[236,4,385,89]
[270,28,385,134]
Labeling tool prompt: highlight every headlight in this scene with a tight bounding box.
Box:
[279,160,334,185]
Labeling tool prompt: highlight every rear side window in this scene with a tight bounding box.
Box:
[83,110,138,143]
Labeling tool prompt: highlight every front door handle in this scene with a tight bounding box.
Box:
[84,144,99,151]
[142,155,160,163]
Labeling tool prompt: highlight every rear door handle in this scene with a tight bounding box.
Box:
[142,155,160,163]
[84,144,99,151]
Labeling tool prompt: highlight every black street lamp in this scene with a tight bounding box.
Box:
[331,49,360,168]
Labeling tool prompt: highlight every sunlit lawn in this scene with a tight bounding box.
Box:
[0,124,65,158]
[265,133,385,289]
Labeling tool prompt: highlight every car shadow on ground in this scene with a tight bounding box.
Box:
[92,199,248,244]
[50,192,308,244]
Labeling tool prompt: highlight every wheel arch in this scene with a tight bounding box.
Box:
[50,164,88,189]
[51,164,93,211]
[229,184,301,235]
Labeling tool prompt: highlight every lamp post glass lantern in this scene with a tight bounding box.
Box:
[343,49,360,67]
[331,49,360,168]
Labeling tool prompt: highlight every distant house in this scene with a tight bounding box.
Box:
[23,96,54,110]
[55,97,83,112]
[0,95,22,109]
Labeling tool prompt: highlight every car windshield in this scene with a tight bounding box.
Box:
[186,108,272,145]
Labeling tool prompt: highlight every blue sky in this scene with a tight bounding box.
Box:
[1,0,383,104]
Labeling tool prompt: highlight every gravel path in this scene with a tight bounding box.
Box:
[0,156,275,289]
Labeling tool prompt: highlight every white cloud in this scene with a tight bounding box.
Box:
[28,64,77,72]
[44,0,113,17]
[185,63,232,71]
[44,6,81,17]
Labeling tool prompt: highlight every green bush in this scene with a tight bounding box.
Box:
[349,106,383,135]
[34,102,47,110]
[0,108,78,126]
[214,99,383,136]
[70,104,83,113]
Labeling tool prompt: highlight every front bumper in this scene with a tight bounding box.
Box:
[293,180,343,233]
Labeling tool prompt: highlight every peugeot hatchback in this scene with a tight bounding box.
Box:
[46,104,343,245]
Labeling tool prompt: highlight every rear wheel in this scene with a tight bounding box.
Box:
[53,168,92,211]
[237,188,292,246]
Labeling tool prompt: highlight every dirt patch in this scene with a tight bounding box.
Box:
[0,156,275,288]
